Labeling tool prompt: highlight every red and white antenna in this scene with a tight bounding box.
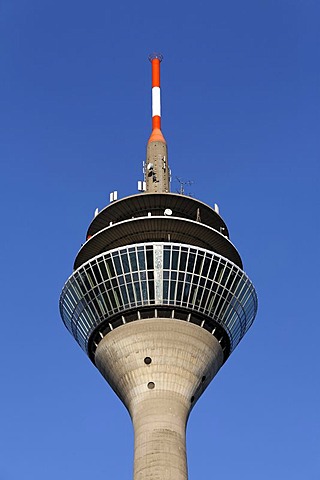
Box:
[144,53,169,193]
[148,53,166,144]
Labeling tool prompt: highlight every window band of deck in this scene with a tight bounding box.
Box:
[60,242,257,355]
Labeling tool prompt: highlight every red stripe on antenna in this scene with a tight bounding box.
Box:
[152,116,161,130]
[151,58,160,87]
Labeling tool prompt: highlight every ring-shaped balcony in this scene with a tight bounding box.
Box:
[60,243,257,358]
[86,193,229,238]
[75,216,242,270]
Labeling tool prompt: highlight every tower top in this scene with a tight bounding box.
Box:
[148,52,163,62]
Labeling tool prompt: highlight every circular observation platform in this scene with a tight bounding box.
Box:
[75,216,242,270]
[60,242,257,361]
[86,193,230,238]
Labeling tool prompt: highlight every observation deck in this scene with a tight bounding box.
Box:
[74,193,242,269]
[60,193,257,364]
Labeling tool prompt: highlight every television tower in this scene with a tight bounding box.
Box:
[60,54,257,480]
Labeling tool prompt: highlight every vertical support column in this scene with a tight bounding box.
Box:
[132,395,188,480]
[154,244,163,305]
[94,320,224,480]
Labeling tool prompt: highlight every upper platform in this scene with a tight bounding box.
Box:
[73,193,243,270]
[86,193,229,238]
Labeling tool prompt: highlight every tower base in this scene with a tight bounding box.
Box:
[95,318,224,480]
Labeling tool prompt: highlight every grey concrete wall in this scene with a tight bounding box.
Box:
[145,141,170,193]
[95,318,224,480]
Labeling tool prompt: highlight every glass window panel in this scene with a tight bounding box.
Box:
[189,285,197,305]
[177,282,183,302]
[163,280,169,301]
[73,276,86,296]
[96,296,106,315]
[220,265,231,286]
[226,270,236,291]
[171,250,178,270]
[120,285,129,305]
[213,297,224,317]
[113,287,121,308]
[87,290,96,301]
[141,280,148,301]
[69,279,81,298]
[234,277,246,299]
[169,280,176,301]
[133,272,139,282]
[109,290,117,309]
[106,257,115,277]
[138,249,145,270]
[209,260,219,280]
[92,263,102,284]
[78,271,90,293]
[194,255,203,275]
[134,282,141,302]
[98,259,108,281]
[206,293,215,312]
[87,267,96,289]
[195,286,203,305]
[217,284,224,296]
[164,247,170,269]
[113,255,122,275]
[121,252,130,273]
[202,256,211,277]
[102,292,112,311]
[89,298,101,318]
[148,278,154,301]
[179,251,187,271]
[146,247,154,269]
[183,281,190,303]
[187,252,195,272]
[127,283,135,303]
[129,251,138,271]
[66,285,78,304]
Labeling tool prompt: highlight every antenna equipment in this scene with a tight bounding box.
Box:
[176,177,194,196]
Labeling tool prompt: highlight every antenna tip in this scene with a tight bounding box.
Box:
[148,52,163,62]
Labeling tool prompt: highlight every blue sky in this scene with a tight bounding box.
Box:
[0,0,319,478]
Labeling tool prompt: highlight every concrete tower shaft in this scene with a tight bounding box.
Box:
[95,320,224,479]
[145,140,169,193]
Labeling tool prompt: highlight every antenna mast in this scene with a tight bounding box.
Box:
[144,54,170,193]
